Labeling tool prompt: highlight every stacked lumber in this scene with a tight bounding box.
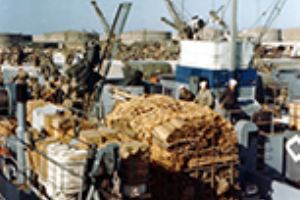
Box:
[106,94,238,169]
[27,100,150,199]
[44,111,75,140]
[106,94,238,196]
[0,118,17,137]
[27,100,76,141]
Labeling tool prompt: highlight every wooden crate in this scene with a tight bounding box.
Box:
[289,101,300,130]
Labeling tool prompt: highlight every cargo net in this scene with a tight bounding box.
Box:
[31,142,87,200]
[106,94,239,198]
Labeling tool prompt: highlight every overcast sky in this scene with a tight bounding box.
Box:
[0,0,299,35]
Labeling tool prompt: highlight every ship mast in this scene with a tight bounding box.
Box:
[230,0,237,70]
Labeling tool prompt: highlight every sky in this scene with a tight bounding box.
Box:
[0,0,299,35]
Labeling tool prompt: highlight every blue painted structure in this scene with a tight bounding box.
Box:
[176,65,257,88]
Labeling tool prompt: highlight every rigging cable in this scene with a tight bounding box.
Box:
[258,0,288,42]
[250,0,277,29]
[221,0,232,19]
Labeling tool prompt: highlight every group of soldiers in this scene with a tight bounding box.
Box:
[11,68,82,108]
[0,39,102,113]
[0,46,26,66]
[179,78,240,120]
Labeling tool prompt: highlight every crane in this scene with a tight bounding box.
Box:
[164,0,186,29]
[209,9,228,31]
[208,8,231,41]
[94,2,132,118]
[91,0,110,35]
[160,17,179,30]
[161,0,189,38]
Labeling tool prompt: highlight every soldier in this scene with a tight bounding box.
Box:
[0,51,4,65]
[69,78,79,101]
[32,50,41,67]
[49,76,57,88]
[16,46,25,65]
[0,73,4,87]
[13,68,29,83]
[61,76,73,107]
[28,76,41,99]
[127,70,144,86]
[194,80,215,108]
[276,88,288,112]
[219,79,242,122]
[66,52,75,66]
[53,78,65,104]
[69,78,85,110]
[41,51,57,78]
[6,47,13,65]
[72,50,83,66]
[86,40,100,67]
[43,76,50,90]
[40,63,51,79]
[178,85,195,101]
[219,79,238,110]
[61,76,71,98]
[41,75,56,101]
